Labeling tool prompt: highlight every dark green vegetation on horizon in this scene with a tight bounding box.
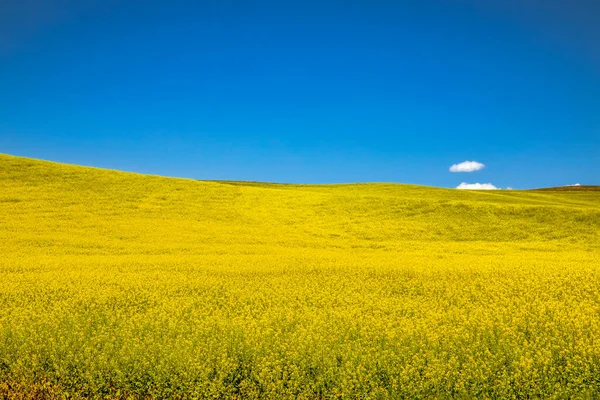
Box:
[532,185,600,191]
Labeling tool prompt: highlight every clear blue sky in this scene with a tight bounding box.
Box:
[1,0,598,188]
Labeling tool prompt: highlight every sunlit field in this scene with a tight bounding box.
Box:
[1,154,599,399]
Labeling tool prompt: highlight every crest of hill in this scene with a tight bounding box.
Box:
[0,153,599,253]
[532,185,600,191]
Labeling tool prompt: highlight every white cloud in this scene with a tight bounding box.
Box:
[565,183,581,187]
[456,182,499,190]
[506,187,513,190]
[449,161,485,173]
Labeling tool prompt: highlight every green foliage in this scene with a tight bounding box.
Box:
[1,154,599,398]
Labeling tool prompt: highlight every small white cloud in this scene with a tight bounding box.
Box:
[506,187,513,190]
[565,183,581,187]
[456,182,499,190]
[449,161,485,173]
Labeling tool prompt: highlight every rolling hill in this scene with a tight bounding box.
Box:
[1,153,599,398]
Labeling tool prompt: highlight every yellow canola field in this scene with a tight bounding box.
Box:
[1,154,599,399]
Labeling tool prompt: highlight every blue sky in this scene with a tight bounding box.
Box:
[1,0,598,188]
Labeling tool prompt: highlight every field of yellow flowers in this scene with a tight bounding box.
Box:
[1,153,599,399]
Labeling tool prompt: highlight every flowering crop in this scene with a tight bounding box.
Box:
[1,154,599,398]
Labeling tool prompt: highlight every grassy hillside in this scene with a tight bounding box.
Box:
[1,153,599,398]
